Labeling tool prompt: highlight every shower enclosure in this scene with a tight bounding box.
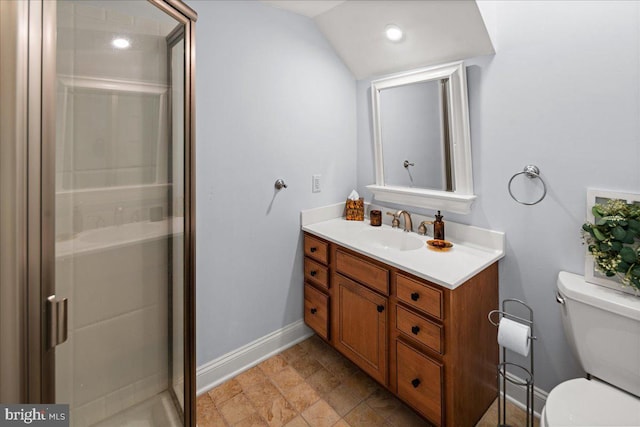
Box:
[0,0,196,425]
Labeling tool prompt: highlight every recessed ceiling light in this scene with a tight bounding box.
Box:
[112,38,130,49]
[385,24,404,42]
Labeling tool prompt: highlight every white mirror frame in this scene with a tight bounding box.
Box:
[366,61,476,214]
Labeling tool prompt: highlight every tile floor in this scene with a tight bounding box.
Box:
[197,335,537,427]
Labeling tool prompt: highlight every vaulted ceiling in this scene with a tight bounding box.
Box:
[261,0,494,79]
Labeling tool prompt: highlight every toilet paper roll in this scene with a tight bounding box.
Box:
[497,317,531,356]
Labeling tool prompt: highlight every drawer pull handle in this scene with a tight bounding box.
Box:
[310,308,317,315]
[411,326,420,335]
[411,378,421,388]
[377,305,385,313]
[310,247,317,253]
[411,292,420,301]
[310,270,317,277]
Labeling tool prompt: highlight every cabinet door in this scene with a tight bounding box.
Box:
[334,273,388,385]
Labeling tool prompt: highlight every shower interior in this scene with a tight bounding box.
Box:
[52,1,188,425]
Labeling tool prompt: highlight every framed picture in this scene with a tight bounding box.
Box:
[585,189,640,296]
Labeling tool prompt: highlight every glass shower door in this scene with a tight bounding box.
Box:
[50,1,193,425]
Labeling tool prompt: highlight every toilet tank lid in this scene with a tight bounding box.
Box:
[558,271,640,321]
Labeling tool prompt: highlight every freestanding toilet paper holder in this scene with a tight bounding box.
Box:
[488,299,536,427]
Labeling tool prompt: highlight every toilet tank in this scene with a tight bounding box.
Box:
[557,271,640,397]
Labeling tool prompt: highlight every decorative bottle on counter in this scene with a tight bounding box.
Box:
[434,211,445,240]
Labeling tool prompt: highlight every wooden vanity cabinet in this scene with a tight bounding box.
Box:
[302,232,499,427]
[390,266,499,427]
[303,234,331,340]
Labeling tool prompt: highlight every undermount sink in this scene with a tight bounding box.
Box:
[357,228,424,252]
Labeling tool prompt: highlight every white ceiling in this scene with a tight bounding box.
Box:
[260,1,346,18]
[260,0,494,80]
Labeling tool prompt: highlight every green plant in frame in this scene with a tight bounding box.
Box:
[582,199,640,292]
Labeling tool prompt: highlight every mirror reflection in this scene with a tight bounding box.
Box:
[368,62,475,214]
[379,79,452,191]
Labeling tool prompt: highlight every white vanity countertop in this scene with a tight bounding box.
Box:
[301,204,505,289]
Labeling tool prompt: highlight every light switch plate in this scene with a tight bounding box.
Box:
[312,174,321,193]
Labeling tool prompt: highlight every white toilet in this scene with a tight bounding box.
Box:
[541,271,640,426]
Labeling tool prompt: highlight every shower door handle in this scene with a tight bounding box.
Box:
[47,295,68,349]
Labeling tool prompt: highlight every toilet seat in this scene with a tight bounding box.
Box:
[542,378,640,427]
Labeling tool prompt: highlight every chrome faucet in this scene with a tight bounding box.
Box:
[396,210,412,233]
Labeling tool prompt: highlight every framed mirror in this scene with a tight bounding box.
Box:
[367,61,476,214]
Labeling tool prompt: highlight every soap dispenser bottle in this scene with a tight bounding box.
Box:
[433,211,445,240]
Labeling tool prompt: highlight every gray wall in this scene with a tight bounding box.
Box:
[192,1,357,366]
[358,0,640,393]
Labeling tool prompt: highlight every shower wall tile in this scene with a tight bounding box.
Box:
[67,171,111,191]
[73,3,105,21]
[55,333,74,412]
[72,395,106,427]
[106,9,134,28]
[57,1,74,28]
[56,226,174,422]
[72,305,168,407]
[134,373,167,401]
[58,38,167,83]
[104,383,136,417]
[112,167,158,187]
[55,258,75,404]
[72,240,167,328]
[136,16,162,37]
[55,183,170,237]
[72,370,167,426]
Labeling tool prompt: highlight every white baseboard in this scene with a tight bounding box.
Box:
[503,372,548,418]
[196,320,314,396]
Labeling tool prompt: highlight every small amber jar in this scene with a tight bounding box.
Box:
[370,210,382,226]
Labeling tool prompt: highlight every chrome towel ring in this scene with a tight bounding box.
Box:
[508,165,547,205]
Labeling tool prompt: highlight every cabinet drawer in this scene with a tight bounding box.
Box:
[396,340,443,426]
[304,284,329,340]
[304,235,329,264]
[396,305,443,354]
[396,274,442,320]
[304,258,329,290]
[336,250,389,295]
